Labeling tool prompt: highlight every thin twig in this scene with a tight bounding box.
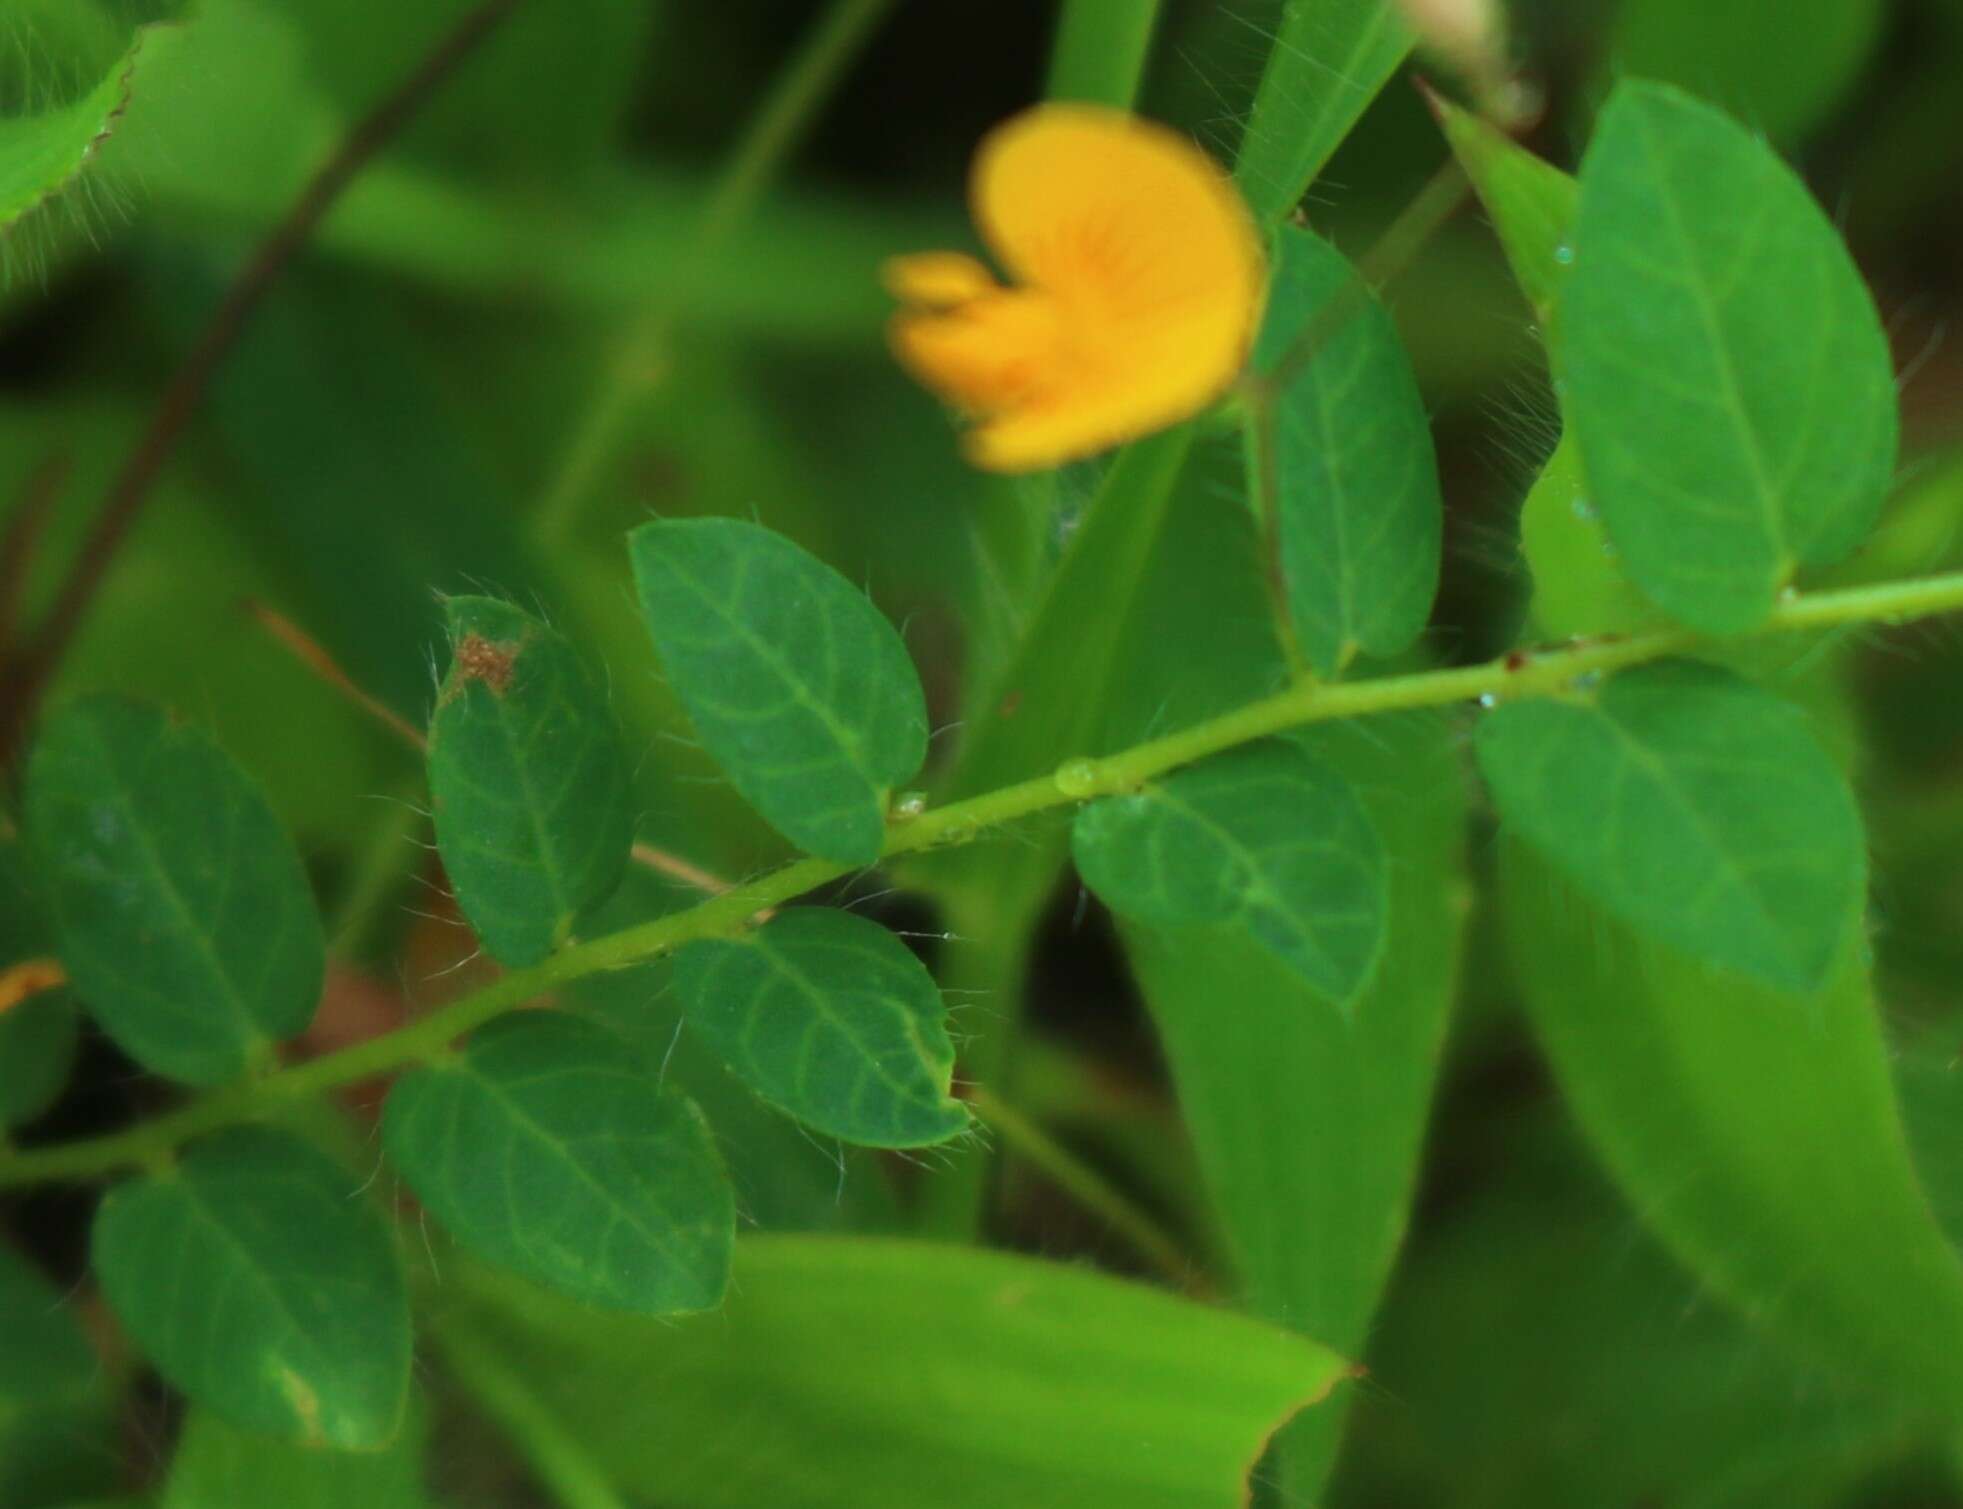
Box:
[0,0,525,753]
[247,598,744,901]
[245,599,429,751]
[630,842,736,897]
[0,455,70,650]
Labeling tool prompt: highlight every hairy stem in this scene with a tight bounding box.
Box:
[4,567,1960,1187]
[530,0,898,546]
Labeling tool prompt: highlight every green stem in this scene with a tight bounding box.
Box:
[966,1084,1201,1290]
[5,568,1962,1188]
[1045,0,1164,107]
[530,0,898,546]
[429,1311,629,1509]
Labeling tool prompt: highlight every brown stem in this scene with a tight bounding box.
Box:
[0,454,70,650]
[244,599,429,752]
[248,599,744,902]
[0,0,525,756]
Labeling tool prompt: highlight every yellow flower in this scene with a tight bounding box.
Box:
[885,105,1265,474]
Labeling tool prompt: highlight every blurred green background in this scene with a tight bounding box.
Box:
[6,0,1963,1503]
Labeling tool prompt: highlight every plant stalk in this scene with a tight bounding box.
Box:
[4,567,1961,1188]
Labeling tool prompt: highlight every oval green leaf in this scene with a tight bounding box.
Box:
[671,909,968,1148]
[1556,80,1898,633]
[427,597,633,967]
[383,1012,733,1315]
[629,518,928,865]
[0,840,79,1129]
[1249,227,1443,677]
[92,1127,410,1449]
[1072,740,1389,1007]
[25,697,325,1086]
[1475,660,1865,992]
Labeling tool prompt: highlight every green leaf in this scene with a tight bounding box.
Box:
[0,23,173,234]
[1608,0,1884,142]
[92,1127,410,1448]
[1337,1107,1919,1509]
[1119,711,1468,1502]
[1556,80,1899,633]
[461,1235,1352,1509]
[629,517,928,865]
[1073,740,1388,1006]
[1515,432,1663,639]
[163,1407,428,1509]
[1426,84,1577,324]
[1476,661,1864,993]
[563,872,903,1235]
[1234,0,1413,226]
[1424,86,1664,643]
[1249,226,1443,676]
[0,840,79,1129]
[426,597,632,967]
[1504,842,1963,1412]
[0,1245,116,1509]
[672,909,968,1148]
[25,697,325,1086]
[383,1012,733,1314]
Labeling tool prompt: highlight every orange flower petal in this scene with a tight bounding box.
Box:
[881,251,1000,309]
[887,104,1264,473]
[889,288,1065,415]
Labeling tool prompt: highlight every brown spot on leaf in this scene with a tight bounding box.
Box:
[452,633,519,696]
